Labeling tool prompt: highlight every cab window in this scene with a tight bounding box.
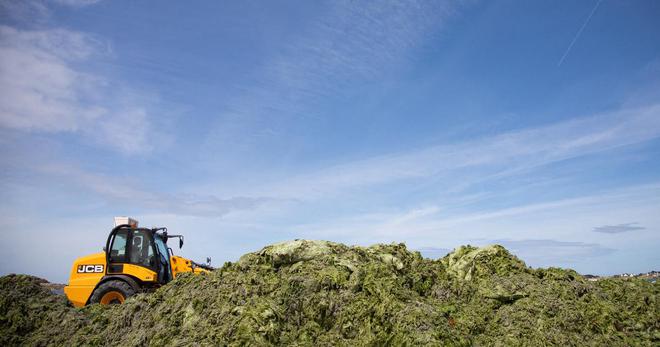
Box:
[109,229,128,262]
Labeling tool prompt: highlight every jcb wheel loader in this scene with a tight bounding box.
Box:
[64,217,212,307]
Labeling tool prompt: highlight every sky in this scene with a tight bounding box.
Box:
[1,0,659,283]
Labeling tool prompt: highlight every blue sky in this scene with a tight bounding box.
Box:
[1,0,659,282]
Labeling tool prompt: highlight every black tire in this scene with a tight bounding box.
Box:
[89,280,136,305]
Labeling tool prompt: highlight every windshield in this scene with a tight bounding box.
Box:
[154,237,169,263]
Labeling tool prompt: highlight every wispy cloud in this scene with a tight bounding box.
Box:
[0,21,156,154]
[264,1,453,99]
[593,222,645,234]
[50,0,102,7]
[248,103,660,199]
[416,240,614,265]
[204,1,457,153]
[271,181,660,248]
[36,163,274,217]
[0,1,50,24]
[0,25,104,131]
[418,182,660,234]
[489,239,615,265]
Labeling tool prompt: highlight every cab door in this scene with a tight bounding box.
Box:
[107,227,129,273]
[153,235,173,284]
[128,229,157,269]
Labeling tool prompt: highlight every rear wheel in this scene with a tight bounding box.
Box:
[90,280,136,305]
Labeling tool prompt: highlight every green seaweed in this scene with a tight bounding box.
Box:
[1,240,658,346]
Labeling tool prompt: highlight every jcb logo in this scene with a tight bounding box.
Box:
[77,265,104,273]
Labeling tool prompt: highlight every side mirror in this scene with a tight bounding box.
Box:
[179,238,184,249]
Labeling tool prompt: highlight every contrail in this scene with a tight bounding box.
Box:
[557,0,604,67]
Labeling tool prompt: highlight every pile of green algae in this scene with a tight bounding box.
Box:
[1,240,658,346]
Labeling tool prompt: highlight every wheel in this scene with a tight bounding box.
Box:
[89,280,136,305]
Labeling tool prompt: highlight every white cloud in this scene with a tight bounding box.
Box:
[0,26,102,131]
[0,24,155,154]
[416,240,615,265]
[50,0,101,7]
[93,108,152,154]
[242,103,660,199]
[425,184,655,229]
[487,239,614,266]
[254,181,660,250]
[35,163,274,217]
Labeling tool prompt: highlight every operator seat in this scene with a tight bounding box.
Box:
[130,237,144,264]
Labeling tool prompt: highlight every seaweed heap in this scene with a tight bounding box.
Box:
[1,240,658,346]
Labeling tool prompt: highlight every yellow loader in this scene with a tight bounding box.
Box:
[64,217,212,307]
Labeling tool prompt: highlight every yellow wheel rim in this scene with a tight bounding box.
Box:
[99,291,125,305]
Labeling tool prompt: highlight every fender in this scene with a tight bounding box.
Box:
[96,275,143,294]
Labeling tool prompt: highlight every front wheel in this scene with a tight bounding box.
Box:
[90,280,136,305]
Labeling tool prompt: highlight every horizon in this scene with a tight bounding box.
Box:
[1,0,659,283]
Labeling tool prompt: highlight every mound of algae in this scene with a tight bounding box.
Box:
[1,240,658,346]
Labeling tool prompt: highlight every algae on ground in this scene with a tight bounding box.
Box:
[1,240,658,346]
